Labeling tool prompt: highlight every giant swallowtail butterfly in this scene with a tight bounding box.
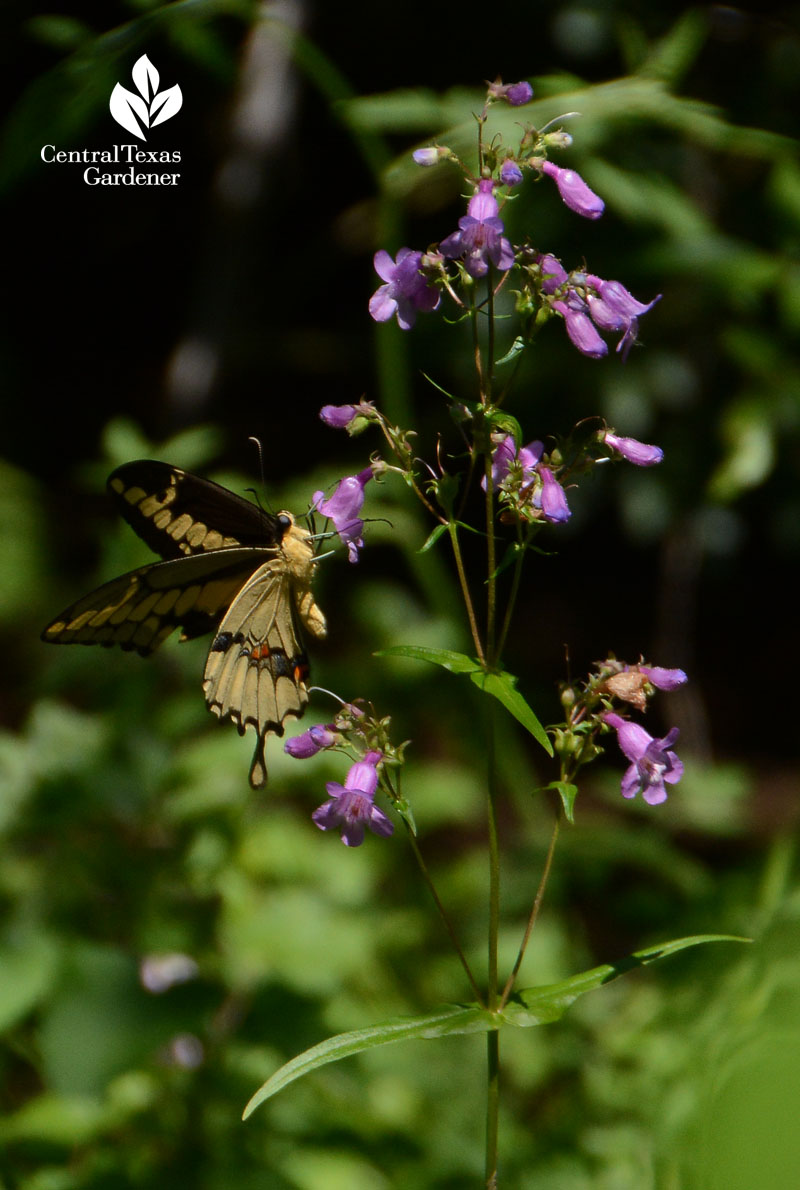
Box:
[41,460,327,788]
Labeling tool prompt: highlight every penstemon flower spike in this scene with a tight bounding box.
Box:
[251,76,718,1190]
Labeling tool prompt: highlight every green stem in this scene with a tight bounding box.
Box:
[499,812,561,1010]
[485,700,501,1184]
[449,521,486,664]
[485,1030,500,1188]
[403,825,484,1004]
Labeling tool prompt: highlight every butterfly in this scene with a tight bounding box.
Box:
[41,460,327,788]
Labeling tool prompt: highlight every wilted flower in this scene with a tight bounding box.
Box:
[313,466,373,563]
[541,160,604,219]
[312,750,394,846]
[440,179,515,278]
[604,431,663,467]
[537,252,568,293]
[285,723,338,758]
[369,247,440,330]
[604,713,684,805]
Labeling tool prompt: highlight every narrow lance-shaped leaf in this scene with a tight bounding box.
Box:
[243,1003,493,1119]
[243,934,746,1118]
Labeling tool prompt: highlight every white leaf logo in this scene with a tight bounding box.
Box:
[109,55,182,140]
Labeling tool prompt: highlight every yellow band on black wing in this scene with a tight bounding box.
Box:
[108,461,283,560]
[41,547,278,656]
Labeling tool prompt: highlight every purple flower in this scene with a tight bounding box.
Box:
[313,466,373,563]
[412,146,440,167]
[440,180,515,278]
[499,158,523,187]
[319,401,375,432]
[586,277,661,360]
[484,435,542,488]
[537,252,568,294]
[487,79,534,106]
[541,161,604,219]
[604,431,663,467]
[638,666,688,691]
[311,750,394,846]
[369,247,440,330]
[552,298,608,359]
[320,404,357,429]
[535,465,571,523]
[604,713,683,805]
[485,435,571,524]
[285,723,338,758]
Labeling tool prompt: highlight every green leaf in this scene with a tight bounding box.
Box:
[494,337,528,367]
[485,410,523,446]
[418,524,448,553]
[376,648,552,754]
[538,780,578,823]
[470,671,553,755]
[243,1003,494,1118]
[504,934,749,1028]
[243,934,746,1117]
[376,645,482,674]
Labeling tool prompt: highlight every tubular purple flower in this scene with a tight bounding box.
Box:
[552,299,608,359]
[440,180,515,278]
[487,80,534,106]
[285,723,338,758]
[537,253,568,294]
[369,247,440,330]
[499,158,523,187]
[313,466,373,563]
[638,666,688,690]
[604,713,683,805]
[535,465,571,523]
[320,404,357,429]
[541,161,604,219]
[604,431,664,467]
[586,277,661,361]
[311,750,394,846]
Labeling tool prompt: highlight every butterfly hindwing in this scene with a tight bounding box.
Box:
[108,460,281,560]
[41,548,277,655]
[42,461,327,787]
[203,558,312,788]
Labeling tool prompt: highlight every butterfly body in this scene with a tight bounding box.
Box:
[42,461,326,787]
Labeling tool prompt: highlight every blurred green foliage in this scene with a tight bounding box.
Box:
[3,2,800,1187]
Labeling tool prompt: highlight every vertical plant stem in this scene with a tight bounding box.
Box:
[485,701,500,1183]
[499,812,561,1010]
[485,1029,500,1188]
[449,522,486,664]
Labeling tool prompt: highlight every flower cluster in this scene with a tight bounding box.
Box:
[484,434,571,524]
[367,77,659,362]
[555,658,687,805]
[285,700,406,846]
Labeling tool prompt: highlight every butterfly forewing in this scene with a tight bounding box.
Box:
[42,462,326,786]
[108,460,281,560]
